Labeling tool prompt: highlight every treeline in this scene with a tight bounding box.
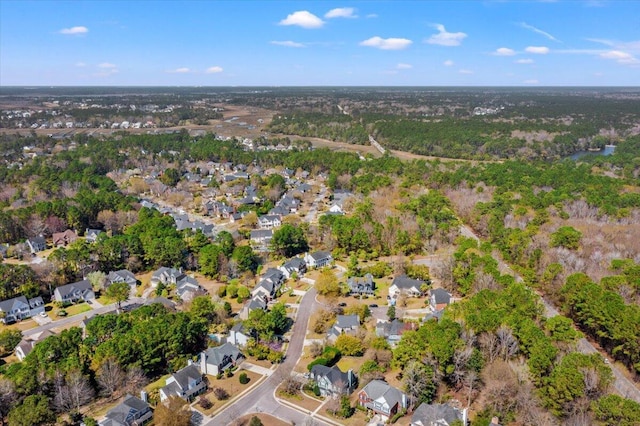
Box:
[268,112,368,144]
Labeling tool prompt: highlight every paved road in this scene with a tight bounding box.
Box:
[305,185,327,224]
[460,224,640,403]
[23,297,145,337]
[207,288,332,426]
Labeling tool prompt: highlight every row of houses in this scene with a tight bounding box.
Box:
[26,228,103,254]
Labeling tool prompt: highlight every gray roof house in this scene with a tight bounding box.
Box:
[430,288,452,312]
[0,296,31,323]
[389,275,425,299]
[200,342,245,376]
[358,380,407,421]
[258,214,282,229]
[327,314,360,343]
[150,267,185,287]
[26,236,46,254]
[228,322,250,347]
[279,257,307,279]
[310,365,357,397]
[85,228,103,243]
[347,273,375,296]
[15,329,55,361]
[107,270,137,288]
[159,364,206,402]
[304,251,333,268]
[239,295,268,320]
[99,394,153,426]
[175,276,205,302]
[54,279,95,303]
[376,320,415,347]
[410,403,467,426]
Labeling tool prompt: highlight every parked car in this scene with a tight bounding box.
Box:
[370,304,378,308]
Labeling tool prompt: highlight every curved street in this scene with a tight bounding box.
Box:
[206,287,332,425]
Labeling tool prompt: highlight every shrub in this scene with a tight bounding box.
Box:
[56,309,68,317]
[239,372,249,384]
[198,395,213,409]
[213,387,229,400]
[249,416,264,426]
[225,368,233,378]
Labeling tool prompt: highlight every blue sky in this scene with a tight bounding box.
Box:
[1,0,639,86]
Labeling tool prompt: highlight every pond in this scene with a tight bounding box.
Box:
[568,144,616,160]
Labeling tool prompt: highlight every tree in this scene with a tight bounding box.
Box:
[97,358,125,397]
[270,224,309,258]
[249,416,264,426]
[199,244,223,278]
[232,245,259,273]
[106,281,130,310]
[154,396,191,426]
[591,395,640,426]
[8,395,54,426]
[402,360,436,411]
[159,168,181,187]
[550,226,582,250]
[189,295,218,323]
[0,329,22,355]
[0,378,17,424]
[54,369,95,413]
[87,271,108,292]
[315,269,340,296]
[335,334,364,356]
[387,305,396,321]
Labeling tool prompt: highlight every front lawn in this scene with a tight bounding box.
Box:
[195,369,262,416]
[61,302,92,317]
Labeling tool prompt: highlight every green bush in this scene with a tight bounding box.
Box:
[239,372,249,384]
[307,346,341,371]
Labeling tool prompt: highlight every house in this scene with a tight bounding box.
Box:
[28,296,45,316]
[376,320,415,347]
[85,228,102,243]
[52,229,79,247]
[200,342,244,376]
[358,380,407,421]
[0,296,31,323]
[99,394,153,426]
[107,270,137,289]
[159,364,206,402]
[430,288,452,312]
[54,279,95,303]
[327,314,359,342]
[310,365,357,397]
[150,267,185,287]
[250,229,273,245]
[252,280,277,300]
[239,295,267,320]
[347,273,375,296]
[304,251,333,269]
[15,329,55,361]
[227,323,250,347]
[389,275,425,299]
[26,236,46,254]
[262,268,285,287]
[279,257,307,279]
[257,214,282,229]
[175,276,205,302]
[410,403,467,426]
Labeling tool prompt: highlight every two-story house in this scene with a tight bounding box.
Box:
[52,229,79,247]
[279,257,307,279]
[358,380,407,422]
[347,273,375,296]
[99,394,153,426]
[0,296,31,323]
[310,365,357,397]
[430,288,452,312]
[257,214,282,229]
[54,279,95,303]
[200,342,245,376]
[410,403,467,426]
[304,251,333,269]
[107,270,137,289]
[159,364,206,402]
[26,236,46,254]
[389,275,425,299]
[327,314,360,343]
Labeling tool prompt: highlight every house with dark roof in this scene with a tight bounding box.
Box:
[54,279,95,303]
[28,296,45,316]
[304,251,333,268]
[107,270,137,289]
[327,314,360,343]
[239,295,268,320]
[200,342,245,376]
[250,229,273,246]
[430,288,452,312]
[258,214,282,229]
[389,275,425,299]
[228,322,250,346]
[376,319,415,347]
[99,394,153,426]
[310,365,357,397]
[26,236,46,254]
[0,296,34,323]
[410,403,467,426]
[358,380,407,421]
[279,257,307,279]
[150,267,185,287]
[159,364,206,402]
[52,229,79,247]
[347,273,375,296]
[175,276,205,302]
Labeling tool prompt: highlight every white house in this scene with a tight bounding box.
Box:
[304,251,333,269]
[199,342,244,376]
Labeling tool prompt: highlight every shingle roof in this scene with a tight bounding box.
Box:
[391,275,423,290]
[411,403,464,426]
[0,296,29,313]
[104,394,151,425]
[171,364,202,390]
[362,380,405,410]
[311,365,351,388]
[336,314,359,329]
[431,288,451,305]
[204,342,243,366]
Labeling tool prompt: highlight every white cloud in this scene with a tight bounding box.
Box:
[425,24,467,46]
[360,36,412,50]
[270,40,306,48]
[59,26,88,35]
[325,7,357,19]
[524,79,540,84]
[75,62,86,67]
[396,63,412,69]
[525,46,550,54]
[279,11,325,29]
[98,62,117,69]
[600,50,639,65]
[519,22,559,42]
[443,59,454,67]
[366,13,378,19]
[206,66,224,74]
[167,67,191,74]
[515,58,534,64]
[459,69,474,74]
[493,47,516,56]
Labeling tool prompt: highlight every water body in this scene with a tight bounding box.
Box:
[569,145,616,160]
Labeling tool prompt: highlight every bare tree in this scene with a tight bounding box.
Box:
[402,361,435,411]
[97,358,125,397]
[124,366,148,394]
[479,332,500,363]
[54,369,94,413]
[496,326,519,361]
[0,378,17,425]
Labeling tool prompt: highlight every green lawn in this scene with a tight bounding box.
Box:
[145,373,171,393]
[60,303,92,317]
